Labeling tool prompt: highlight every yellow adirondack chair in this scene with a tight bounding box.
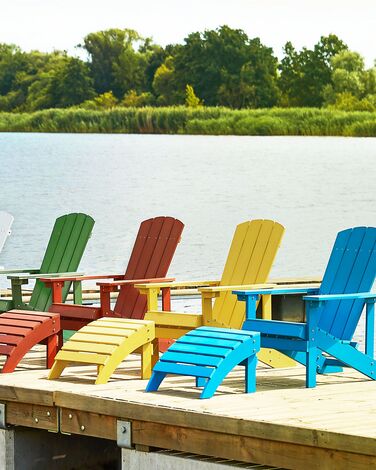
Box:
[138,219,295,368]
[48,220,293,384]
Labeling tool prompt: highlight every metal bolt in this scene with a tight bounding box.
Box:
[46,411,51,417]
[34,418,39,423]
[68,414,73,419]
[80,425,85,431]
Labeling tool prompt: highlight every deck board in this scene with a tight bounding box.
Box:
[0,346,375,468]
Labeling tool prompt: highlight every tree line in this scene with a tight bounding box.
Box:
[0,25,375,112]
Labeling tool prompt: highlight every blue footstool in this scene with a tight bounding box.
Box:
[146,326,260,399]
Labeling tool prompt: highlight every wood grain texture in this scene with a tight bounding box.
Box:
[0,347,375,467]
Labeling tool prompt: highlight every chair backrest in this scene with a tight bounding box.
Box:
[29,213,95,311]
[318,227,376,340]
[212,219,285,329]
[0,211,14,254]
[114,216,184,319]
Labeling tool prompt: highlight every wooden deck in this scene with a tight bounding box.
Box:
[0,347,375,469]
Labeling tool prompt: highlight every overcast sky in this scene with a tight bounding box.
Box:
[1,0,375,66]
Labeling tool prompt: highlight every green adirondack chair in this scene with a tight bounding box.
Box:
[0,213,95,313]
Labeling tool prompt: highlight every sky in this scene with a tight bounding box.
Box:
[0,0,375,66]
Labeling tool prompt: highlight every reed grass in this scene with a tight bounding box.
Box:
[0,107,375,136]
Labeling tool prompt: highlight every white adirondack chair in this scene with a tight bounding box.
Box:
[0,211,14,255]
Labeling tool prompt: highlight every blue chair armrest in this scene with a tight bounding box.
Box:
[304,292,376,302]
[234,287,319,299]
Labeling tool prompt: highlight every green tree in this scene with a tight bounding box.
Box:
[121,89,154,107]
[81,28,154,98]
[23,52,67,110]
[279,35,348,106]
[152,56,183,105]
[51,57,95,107]
[81,91,118,109]
[323,50,376,111]
[172,26,279,108]
[185,84,202,107]
[0,44,28,96]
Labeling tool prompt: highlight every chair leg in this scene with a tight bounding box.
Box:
[46,334,58,369]
[196,377,207,387]
[48,360,67,379]
[141,342,152,379]
[245,355,258,393]
[146,371,166,392]
[306,346,317,388]
[151,339,160,368]
[57,331,64,351]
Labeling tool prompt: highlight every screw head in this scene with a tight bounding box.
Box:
[68,413,73,419]
[34,418,39,423]
[47,411,51,417]
[80,425,85,431]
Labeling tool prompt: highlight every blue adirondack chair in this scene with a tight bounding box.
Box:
[234,226,376,388]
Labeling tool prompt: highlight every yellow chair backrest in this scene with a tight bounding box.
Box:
[212,220,284,329]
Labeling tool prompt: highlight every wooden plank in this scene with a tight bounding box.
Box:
[55,351,108,365]
[146,312,203,328]
[132,420,376,470]
[60,408,117,440]
[6,401,58,431]
[53,390,376,457]
[0,385,55,406]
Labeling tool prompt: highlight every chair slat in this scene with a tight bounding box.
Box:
[115,217,184,319]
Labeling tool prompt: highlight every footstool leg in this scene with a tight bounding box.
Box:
[245,354,257,393]
[196,377,207,387]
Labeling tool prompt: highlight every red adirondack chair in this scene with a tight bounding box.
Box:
[0,217,184,373]
[44,216,184,348]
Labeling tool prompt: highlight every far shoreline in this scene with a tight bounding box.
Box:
[1,106,375,137]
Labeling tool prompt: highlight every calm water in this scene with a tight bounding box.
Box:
[1,133,375,278]
[0,133,375,344]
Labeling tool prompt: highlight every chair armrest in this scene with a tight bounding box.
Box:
[0,268,39,275]
[200,283,277,294]
[134,280,219,312]
[303,292,376,302]
[8,272,84,281]
[96,277,175,314]
[234,286,319,322]
[270,276,322,285]
[234,286,320,298]
[134,280,220,290]
[39,273,124,283]
[97,277,175,288]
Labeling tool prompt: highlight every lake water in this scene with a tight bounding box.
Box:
[0,133,375,344]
